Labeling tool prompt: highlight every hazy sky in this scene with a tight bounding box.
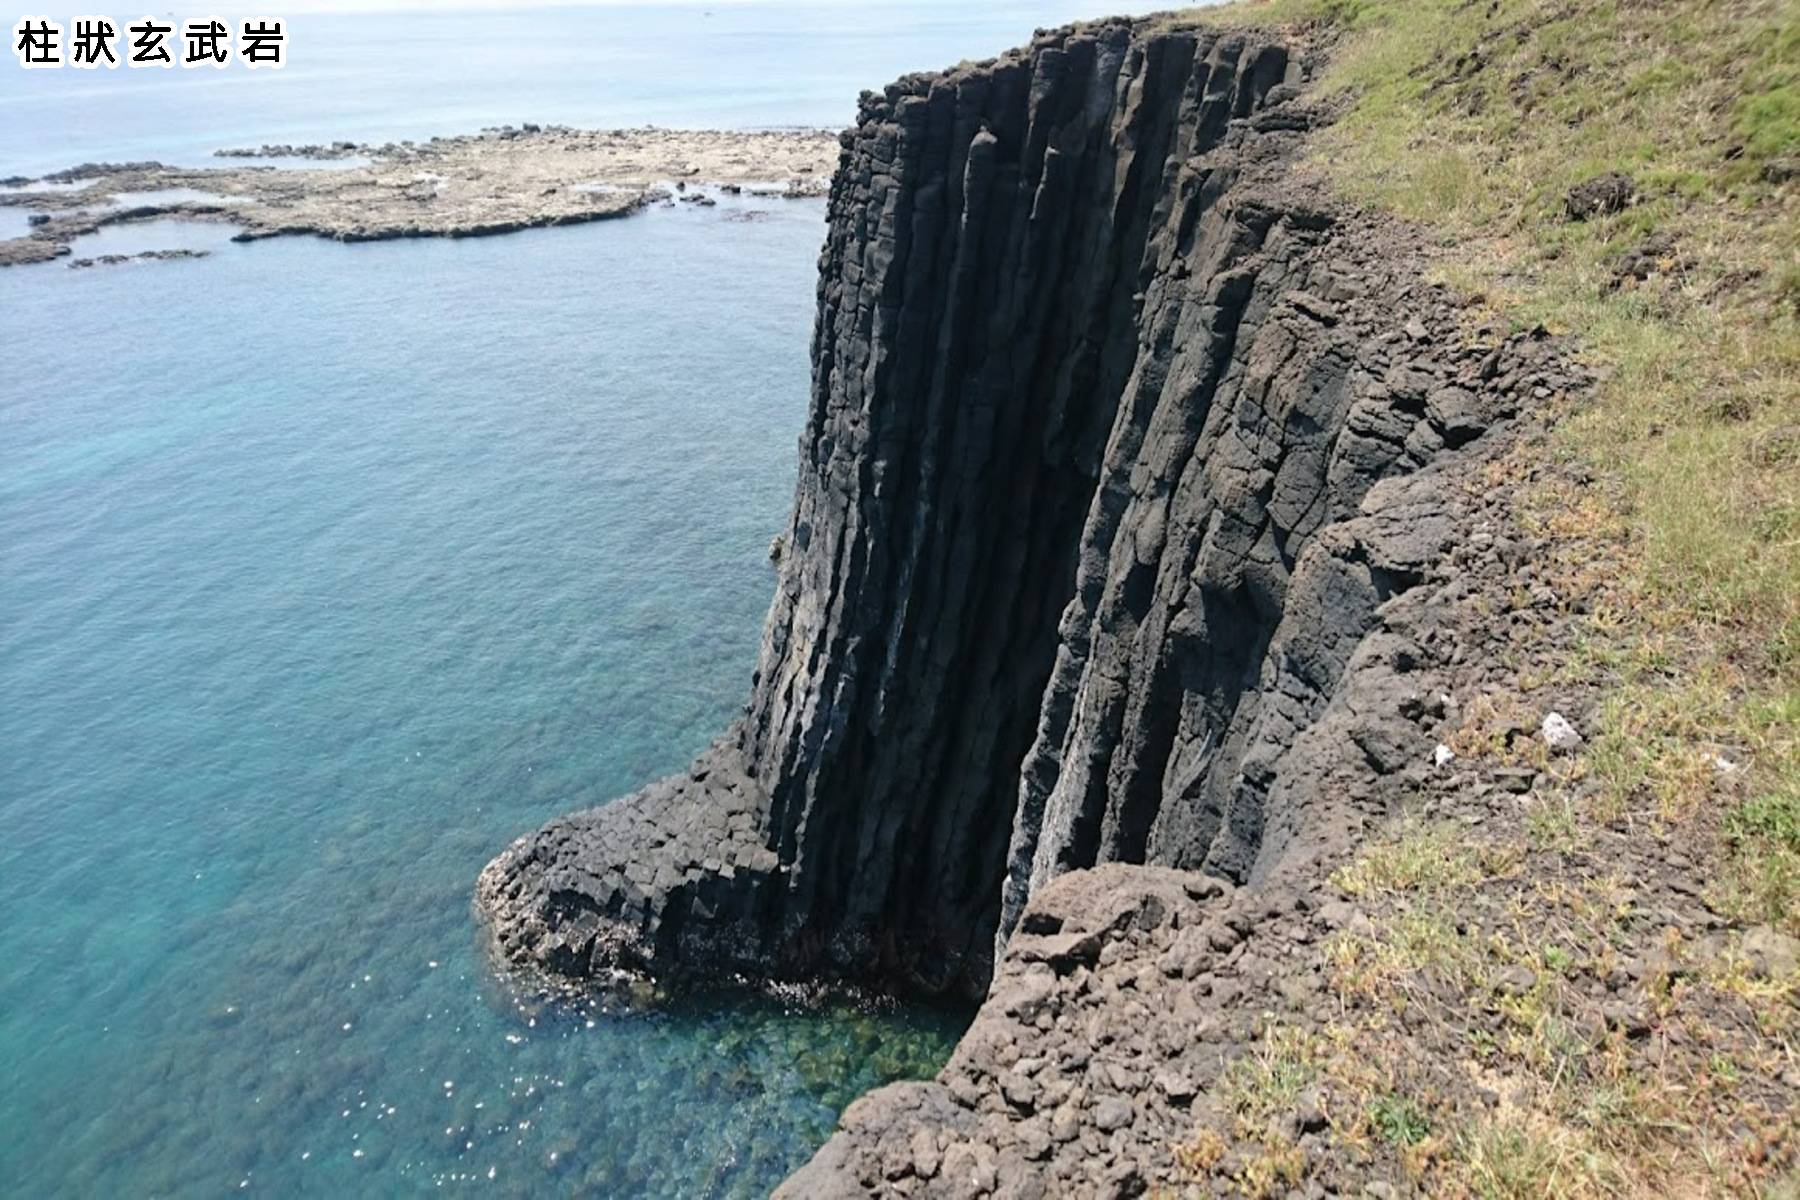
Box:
[5,1,1178,20]
[181,0,1039,10]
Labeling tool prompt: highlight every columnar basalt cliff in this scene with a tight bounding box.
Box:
[476,17,1558,1009]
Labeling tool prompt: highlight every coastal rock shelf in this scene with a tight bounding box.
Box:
[0,126,838,267]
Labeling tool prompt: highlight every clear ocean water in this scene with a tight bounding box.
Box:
[0,3,1165,1195]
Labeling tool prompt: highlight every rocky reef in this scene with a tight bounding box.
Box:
[0,127,836,268]
[477,13,1598,1189]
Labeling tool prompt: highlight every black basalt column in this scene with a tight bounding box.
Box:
[477,21,1300,999]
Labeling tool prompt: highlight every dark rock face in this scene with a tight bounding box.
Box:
[475,18,1547,1005]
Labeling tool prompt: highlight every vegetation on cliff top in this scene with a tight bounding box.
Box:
[1165,0,1796,1194]
[1200,0,1798,925]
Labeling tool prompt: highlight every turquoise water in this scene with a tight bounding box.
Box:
[0,3,1180,1195]
[1,194,966,1198]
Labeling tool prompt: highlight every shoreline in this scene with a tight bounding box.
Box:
[0,125,840,268]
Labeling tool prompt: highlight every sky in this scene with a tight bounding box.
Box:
[5,0,1167,11]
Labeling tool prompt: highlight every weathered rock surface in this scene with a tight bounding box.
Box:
[0,126,837,267]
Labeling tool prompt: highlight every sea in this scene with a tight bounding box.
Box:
[0,3,1166,1196]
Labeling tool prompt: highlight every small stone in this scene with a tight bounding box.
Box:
[1017,929,1104,971]
[1295,1088,1328,1133]
[1495,965,1538,996]
[1741,925,1800,980]
[1564,172,1636,220]
[1155,1070,1197,1103]
[1602,1000,1652,1039]
[909,1129,941,1179]
[1015,1121,1052,1161]
[1000,1072,1040,1113]
[1493,766,1537,794]
[1426,385,1485,445]
[1092,1097,1134,1132]
[1288,290,1340,324]
[1541,711,1583,753]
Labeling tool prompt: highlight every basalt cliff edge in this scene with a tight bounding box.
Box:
[477,15,1599,1194]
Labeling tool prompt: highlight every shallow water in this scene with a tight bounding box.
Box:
[0,195,965,1197]
[63,217,245,258]
[232,154,377,172]
[0,178,96,192]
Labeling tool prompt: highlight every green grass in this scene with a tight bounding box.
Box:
[1183,0,1799,932]
[1331,822,1517,897]
[1369,1093,1431,1147]
[1721,767,1800,929]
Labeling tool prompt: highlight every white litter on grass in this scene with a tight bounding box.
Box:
[1433,743,1456,768]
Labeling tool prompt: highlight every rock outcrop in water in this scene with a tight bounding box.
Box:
[477,18,1573,1007]
[0,128,837,268]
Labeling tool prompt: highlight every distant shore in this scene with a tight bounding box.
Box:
[0,125,840,268]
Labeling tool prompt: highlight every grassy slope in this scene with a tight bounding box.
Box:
[1164,1,1797,1194]
[1191,0,1798,928]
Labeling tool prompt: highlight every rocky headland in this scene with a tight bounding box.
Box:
[0,126,838,267]
[475,7,1800,1195]
[476,19,1562,1001]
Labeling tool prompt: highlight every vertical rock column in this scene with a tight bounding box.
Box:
[476,23,1294,998]
[738,27,1293,989]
